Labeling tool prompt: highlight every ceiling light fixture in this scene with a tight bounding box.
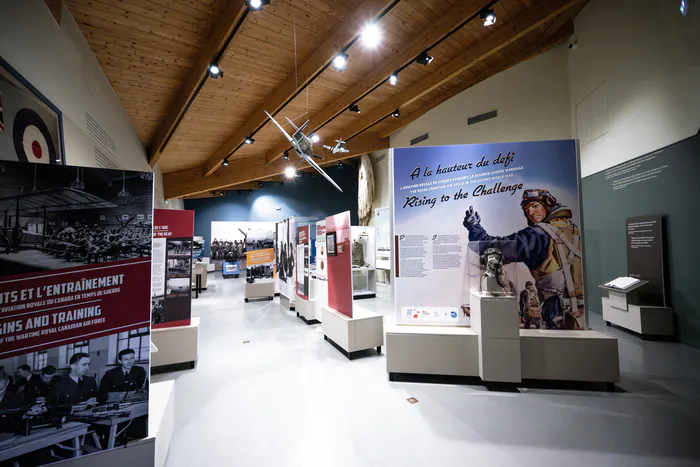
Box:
[222,158,229,166]
[389,73,398,86]
[349,103,361,113]
[284,167,297,179]
[237,190,242,195]
[208,62,223,79]
[332,53,348,71]
[248,190,253,194]
[391,108,400,118]
[244,136,255,144]
[246,0,270,10]
[360,23,381,48]
[311,134,320,143]
[220,191,225,196]
[283,150,289,160]
[337,161,343,167]
[258,182,264,187]
[480,9,497,26]
[415,51,433,66]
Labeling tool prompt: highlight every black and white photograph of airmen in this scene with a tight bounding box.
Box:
[245,233,274,252]
[166,240,192,257]
[0,162,153,276]
[151,296,165,324]
[0,331,149,465]
[275,220,295,284]
[210,238,245,262]
[166,277,191,297]
[167,258,191,277]
[245,264,274,284]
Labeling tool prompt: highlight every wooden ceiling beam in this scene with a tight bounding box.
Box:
[147,0,248,168]
[263,0,495,165]
[164,132,389,199]
[338,0,584,142]
[375,20,575,139]
[198,0,398,177]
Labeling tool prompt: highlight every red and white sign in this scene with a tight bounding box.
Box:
[326,211,353,318]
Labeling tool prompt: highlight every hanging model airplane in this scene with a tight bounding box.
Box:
[264,111,343,192]
[323,139,349,154]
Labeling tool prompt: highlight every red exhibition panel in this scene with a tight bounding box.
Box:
[296,225,309,300]
[326,211,353,318]
[153,209,194,239]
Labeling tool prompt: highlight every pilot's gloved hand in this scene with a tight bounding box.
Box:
[463,206,481,229]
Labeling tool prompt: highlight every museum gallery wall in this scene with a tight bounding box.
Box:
[151,209,194,329]
[326,211,353,318]
[582,131,700,347]
[275,216,296,299]
[391,140,583,330]
[0,161,153,465]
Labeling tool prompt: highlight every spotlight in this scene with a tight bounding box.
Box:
[332,53,348,71]
[220,191,225,196]
[389,73,398,86]
[246,0,269,10]
[311,134,320,143]
[208,62,223,79]
[284,167,297,179]
[248,190,253,194]
[480,9,497,26]
[337,161,343,167]
[391,108,400,118]
[283,150,289,160]
[258,182,264,187]
[237,190,242,195]
[210,191,216,196]
[680,0,694,16]
[222,159,229,167]
[415,51,433,66]
[348,103,361,113]
[360,23,381,48]
[244,136,255,144]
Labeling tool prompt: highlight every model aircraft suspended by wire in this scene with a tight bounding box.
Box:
[323,139,349,154]
[264,111,343,192]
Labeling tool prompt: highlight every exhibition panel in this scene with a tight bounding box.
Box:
[275,217,296,306]
[244,228,275,301]
[391,140,584,330]
[151,209,194,329]
[325,211,353,318]
[0,161,152,465]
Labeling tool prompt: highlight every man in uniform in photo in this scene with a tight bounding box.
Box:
[98,349,147,403]
[0,370,25,434]
[519,281,545,329]
[463,188,584,330]
[23,365,57,403]
[13,364,32,395]
[49,353,98,407]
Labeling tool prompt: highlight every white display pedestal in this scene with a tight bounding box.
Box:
[312,276,328,323]
[600,285,674,338]
[296,296,319,325]
[471,293,521,383]
[151,317,199,373]
[245,281,274,302]
[149,381,176,467]
[280,293,295,311]
[322,306,383,359]
[385,320,479,378]
[385,320,620,387]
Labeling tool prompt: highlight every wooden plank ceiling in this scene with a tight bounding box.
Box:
[65,0,586,199]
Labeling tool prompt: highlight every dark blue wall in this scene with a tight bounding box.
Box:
[184,166,358,257]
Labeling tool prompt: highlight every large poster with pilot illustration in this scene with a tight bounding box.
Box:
[392,140,583,330]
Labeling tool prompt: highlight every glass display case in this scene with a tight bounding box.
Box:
[351,226,377,299]
[466,240,518,297]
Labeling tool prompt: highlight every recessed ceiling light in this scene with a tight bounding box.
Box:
[389,73,398,86]
[332,53,348,71]
[247,0,270,10]
[311,134,320,143]
[360,23,381,48]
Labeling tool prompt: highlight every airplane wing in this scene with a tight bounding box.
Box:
[339,147,349,153]
[301,154,343,192]
[323,145,332,150]
[284,116,300,132]
[265,111,294,144]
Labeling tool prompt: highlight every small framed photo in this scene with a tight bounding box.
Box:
[326,232,337,256]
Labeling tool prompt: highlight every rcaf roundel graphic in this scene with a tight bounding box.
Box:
[12,108,58,164]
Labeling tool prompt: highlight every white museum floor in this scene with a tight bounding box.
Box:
[152,273,700,467]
